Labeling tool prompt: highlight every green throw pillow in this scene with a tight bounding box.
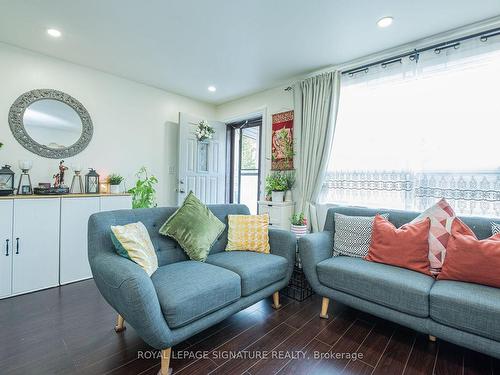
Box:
[159,191,225,261]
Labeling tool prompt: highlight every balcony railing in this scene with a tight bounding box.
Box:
[320,170,500,217]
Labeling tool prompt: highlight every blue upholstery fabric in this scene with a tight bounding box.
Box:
[151,261,241,328]
[430,280,500,342]
[322,287,429,335]
[317,256,435,317]
[268,228,297,283]
[88,204,295,349]
[323,204,498,240]
[88,204,250,268]
[206,251,288,296]
[299,205,500,361]
[429,320,500,360]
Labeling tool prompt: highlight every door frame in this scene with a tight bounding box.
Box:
[226,111,265,206]
[228,119,263,204]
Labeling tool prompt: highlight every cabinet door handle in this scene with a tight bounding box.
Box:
[4,239,8,256]
[15,238,19,254]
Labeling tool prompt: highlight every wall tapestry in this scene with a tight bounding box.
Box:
[271,110,294,170]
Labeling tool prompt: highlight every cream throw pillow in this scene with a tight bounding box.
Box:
[226,214,270,253]
[110,222,158,276]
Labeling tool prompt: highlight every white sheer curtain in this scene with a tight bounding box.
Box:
[319,34,500,217]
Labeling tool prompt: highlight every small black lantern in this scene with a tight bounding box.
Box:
[85,168,100,194]
[0,165,15,196]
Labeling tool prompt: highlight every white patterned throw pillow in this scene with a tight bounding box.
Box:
[411,198,456,275]
[492,222,500,235]
[333,213,389,258]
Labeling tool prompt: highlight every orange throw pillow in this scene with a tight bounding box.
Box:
[365,215,431,276]
[438,218,500,288]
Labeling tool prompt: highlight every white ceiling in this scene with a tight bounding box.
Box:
[0,0,499,104]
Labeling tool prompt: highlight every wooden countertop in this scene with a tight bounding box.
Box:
[0,193,131,200]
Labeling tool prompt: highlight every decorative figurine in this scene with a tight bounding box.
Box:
[53,160,69,188]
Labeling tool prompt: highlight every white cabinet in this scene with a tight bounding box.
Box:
[0,194,132,299]
[60,197,100,285]
[12,199,60,295]
[0,200,13,298]
[59,195,131,285]
[100,195,133,211]
[258,201,295,230]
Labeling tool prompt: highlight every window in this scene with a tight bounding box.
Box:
[320,37,500,217]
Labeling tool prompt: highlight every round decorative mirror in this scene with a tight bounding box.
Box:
[8,89,93,158]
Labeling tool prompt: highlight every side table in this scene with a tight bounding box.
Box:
[282,238,314,302]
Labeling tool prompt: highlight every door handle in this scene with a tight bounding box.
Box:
[15,237,19,254]
[4,239,8,256]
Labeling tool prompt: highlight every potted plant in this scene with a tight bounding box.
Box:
[265,172,288,202]
[128,167,158,208]
[284,170,296,202]
[107,173,124,194]
[290,212,308,237]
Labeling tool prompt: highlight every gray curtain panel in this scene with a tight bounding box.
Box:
[293,71,341,230]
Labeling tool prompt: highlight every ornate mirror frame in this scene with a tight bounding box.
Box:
[8,89,93,159]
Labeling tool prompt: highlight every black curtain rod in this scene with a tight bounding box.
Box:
[284,25,500,90]
[342,26,500,76]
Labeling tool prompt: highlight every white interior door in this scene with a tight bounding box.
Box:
[178,113,227,205]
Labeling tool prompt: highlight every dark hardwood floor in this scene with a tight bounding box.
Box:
[0,279,498,375]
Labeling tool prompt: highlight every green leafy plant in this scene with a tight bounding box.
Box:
[291,212,307,226]
[265,172,288,195]
[107,173,124,185]
[0,142,3,149]
[283,170,296,190]
[128,167,158,209]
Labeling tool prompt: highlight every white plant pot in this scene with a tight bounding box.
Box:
[271,191,284,202]
[110,184,121,194]
[284,190,293,202]
[291,224,308,238]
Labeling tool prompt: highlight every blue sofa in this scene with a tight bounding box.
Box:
[299,205,500,359]
[88,204,296,374]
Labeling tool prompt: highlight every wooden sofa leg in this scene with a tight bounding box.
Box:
[271,291,282,309]
[429,335,437,342]
[158,348,172,375]
[320,297,330,319]
[114,314,126,332]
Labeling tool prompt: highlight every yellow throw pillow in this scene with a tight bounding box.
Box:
[226,214,270,253]
[110,222,159,276]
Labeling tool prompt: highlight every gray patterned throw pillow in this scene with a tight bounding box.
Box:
[333,213,389,258]
[492,222,500,235]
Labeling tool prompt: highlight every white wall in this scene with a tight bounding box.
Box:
[0,43,215,206]
[215,85,294,200]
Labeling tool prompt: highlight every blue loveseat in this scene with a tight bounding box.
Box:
[299,205,500,360]
[88,204,296,374]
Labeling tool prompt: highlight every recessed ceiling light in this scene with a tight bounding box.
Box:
[47,28,62,38]
[377,17,393,28]
[208,86,216,92]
